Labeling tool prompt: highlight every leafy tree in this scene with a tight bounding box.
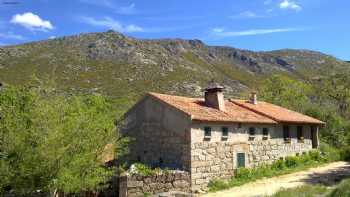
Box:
[0,85,128,195]
[259,74,350,148]
[314,73,350,118]
[259,75,312,112]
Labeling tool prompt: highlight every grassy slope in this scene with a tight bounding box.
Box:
[1,32,349,116]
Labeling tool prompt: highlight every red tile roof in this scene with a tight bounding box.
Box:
[148,92,324,125]
[231,100,325,125]
[149,93,277,124]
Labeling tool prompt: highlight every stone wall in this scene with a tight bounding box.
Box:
[122,95,192,170]
[190,139,313,191]
[190,142,248,192]
[248,139,312,167]
[119,172,191,197]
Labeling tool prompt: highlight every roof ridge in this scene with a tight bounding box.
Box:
[229,99,280,122]
[148,92,202,100]
[229,99,325,125]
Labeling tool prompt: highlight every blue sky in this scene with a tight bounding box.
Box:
[0,0,349,60]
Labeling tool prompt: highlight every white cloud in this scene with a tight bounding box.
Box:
[212,28,224,33]
[49,36,56,39]
[10,12,53,31]
[211,27,304,37]
[79,16,143,33]
[0,32,25,40]
[279,0,302,11]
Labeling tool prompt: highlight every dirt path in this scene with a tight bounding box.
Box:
[201,162,350,197]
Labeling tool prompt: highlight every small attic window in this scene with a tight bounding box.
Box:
[222,127,228,140]
[204,126,211,139]
[249,127,255,141]
[263,128,269,140]
[249,127,256,136]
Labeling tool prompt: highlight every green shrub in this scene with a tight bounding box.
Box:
[271,159,286,170]
[300,153,313,165]
[235,168,253,180]
[339,146,350,161]
[131,163,156,176]
[130,164,171,176]
[285,156,301,168]
[256,164,273,177]
[308,150,322,162]
[208,179,229,192]
[320,143,341,162]
[328,179,350,197]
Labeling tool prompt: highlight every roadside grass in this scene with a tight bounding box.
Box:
[270,185,330,197]
[271,178,350,197]
[328,178,350,197]
[208,147,340,192]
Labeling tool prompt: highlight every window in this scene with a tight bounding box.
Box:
[159,157,163,166]
[283,125,290,142]
[297,126,304,142]
[249,127,255,140]
[249,127,255,136]
[222,127,228,140]
[204,126,211,139]
[238,123,242,128]
[263,128,269,140]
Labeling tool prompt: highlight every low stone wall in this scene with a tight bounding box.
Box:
[191,139,313,191]
[248,139,313,167]
[119,171,191,197]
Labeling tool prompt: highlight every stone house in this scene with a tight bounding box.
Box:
[121,83,324,191]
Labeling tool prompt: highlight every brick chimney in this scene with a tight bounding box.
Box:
[250,92,258,105]
[204,81,225,111]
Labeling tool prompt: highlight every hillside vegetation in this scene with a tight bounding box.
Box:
[0,30,349,102]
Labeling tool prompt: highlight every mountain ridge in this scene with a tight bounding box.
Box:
[0,30,349,101]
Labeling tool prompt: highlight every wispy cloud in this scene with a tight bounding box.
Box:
[79,0,137,15]
[0,32,25,40]
[79,16,143,33]
[116,3,136,15]
[279,0,302,11]
[211,27,304,37]
[230,11,266,19]
[10,12,54,32]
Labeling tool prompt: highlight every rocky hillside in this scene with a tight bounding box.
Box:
[0,30,348,102]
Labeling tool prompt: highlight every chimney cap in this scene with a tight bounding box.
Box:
[204,80,224,91]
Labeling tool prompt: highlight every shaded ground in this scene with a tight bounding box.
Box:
[201,162,350,197]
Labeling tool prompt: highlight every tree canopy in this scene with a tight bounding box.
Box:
[0,85,128,195]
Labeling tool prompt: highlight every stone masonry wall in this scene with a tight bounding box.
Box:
[248,139,312,167]
[191,139,313,191]
[122,95,192,170]
[190,142,248,192]
[119,172,191,197]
